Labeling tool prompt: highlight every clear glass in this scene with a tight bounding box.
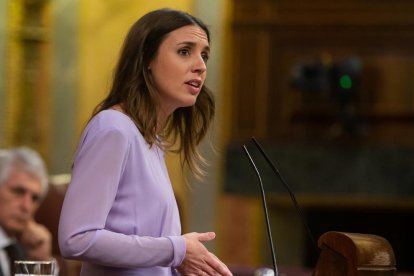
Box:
[14,260,56,276]
[254,267,275,276]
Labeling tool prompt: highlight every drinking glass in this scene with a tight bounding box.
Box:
[254,267,275,276]
[14,260,56,275]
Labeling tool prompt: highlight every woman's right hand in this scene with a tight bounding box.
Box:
[177,232,233,276]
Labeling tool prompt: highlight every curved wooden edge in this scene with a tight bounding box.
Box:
[318,231,396,267]
[313,231,396,276]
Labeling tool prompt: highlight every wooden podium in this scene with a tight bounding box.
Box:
[313,231,396,276]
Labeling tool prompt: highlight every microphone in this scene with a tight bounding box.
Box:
[250,137,319,255]
[242,145,279,276]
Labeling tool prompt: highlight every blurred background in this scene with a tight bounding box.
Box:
[1,0,414,274]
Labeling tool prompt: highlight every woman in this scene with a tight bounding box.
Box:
[58,8,232,276]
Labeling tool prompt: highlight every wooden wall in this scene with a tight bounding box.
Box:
[220,0,414,271]
[229,0,414,145]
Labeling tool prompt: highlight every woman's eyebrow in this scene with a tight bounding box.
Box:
[177,41,210,52]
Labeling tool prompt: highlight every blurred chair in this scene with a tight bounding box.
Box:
[35,174,81,276]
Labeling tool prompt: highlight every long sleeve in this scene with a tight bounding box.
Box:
[58,111,186,272]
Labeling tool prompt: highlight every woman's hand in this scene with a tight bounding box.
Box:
[178,232,232,276]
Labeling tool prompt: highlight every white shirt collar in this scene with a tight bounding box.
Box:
[0,226,14,249]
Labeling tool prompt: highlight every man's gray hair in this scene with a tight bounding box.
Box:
[0,147,49,197]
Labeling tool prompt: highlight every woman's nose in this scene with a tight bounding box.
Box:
[192,56,207,74]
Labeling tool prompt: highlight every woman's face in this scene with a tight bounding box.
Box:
[149,25,210,118]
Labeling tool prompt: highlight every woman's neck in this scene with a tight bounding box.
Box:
[109,104,125,113]
[110,103,171,133]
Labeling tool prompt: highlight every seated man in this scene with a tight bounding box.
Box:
[0,147,53,276]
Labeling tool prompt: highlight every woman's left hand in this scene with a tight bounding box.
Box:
[178,232,232,276]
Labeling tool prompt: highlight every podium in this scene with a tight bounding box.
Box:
[313,231,396,276]
[229,231,397,276]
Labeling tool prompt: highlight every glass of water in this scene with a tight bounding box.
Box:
[254,267,275,276]
[14,260,56,275]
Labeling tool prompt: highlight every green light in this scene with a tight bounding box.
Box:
[339,74,352,90]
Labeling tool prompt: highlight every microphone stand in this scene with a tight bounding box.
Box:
[251,137,319,256]
[242,145,279,276]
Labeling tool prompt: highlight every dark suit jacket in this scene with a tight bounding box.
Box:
[1,241,27,276]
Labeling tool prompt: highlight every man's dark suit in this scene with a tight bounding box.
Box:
[1,242,26,276]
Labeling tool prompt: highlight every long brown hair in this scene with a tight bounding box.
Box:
[92,8,214,177]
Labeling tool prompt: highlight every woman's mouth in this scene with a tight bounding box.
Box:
[186,79,202,88]
[185,80,202,95]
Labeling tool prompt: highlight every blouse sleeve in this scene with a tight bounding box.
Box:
[58,126,186,268]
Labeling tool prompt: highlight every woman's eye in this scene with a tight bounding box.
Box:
[178,49,190,56]
[202,53,209,62]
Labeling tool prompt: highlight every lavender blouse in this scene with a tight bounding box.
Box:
[58,110,186,275]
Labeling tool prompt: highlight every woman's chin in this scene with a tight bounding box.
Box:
[180,97,198,108]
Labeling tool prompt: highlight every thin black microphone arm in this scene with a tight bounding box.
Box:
[251,137,319,255]
[242,145,279,276]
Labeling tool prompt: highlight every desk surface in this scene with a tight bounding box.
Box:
[229,266,414,276]
[230,266,312,276]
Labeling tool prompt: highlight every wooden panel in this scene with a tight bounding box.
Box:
[218,195,263,267]
[234,0,414,25]
[266,25,414,142]
[231,29,270,140]
[230,0,414,144]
